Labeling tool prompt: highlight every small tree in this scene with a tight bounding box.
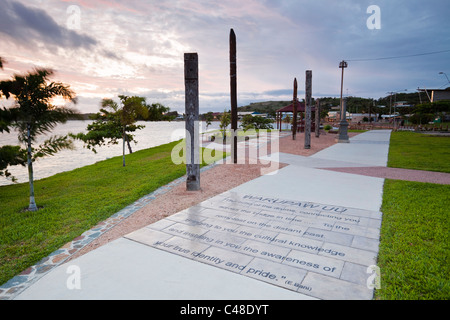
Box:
[204,111,214,131]
[411,100,450,125]
[241,115,273,137]
[0,68,78,211]
[74,95,148,167]
[145,102,170,121]
[219,109,231,144]
[284,114,291,130]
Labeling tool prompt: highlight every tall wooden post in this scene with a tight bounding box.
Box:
[304,70,312,149]
[230,29,238,164]
[315,99,320,138]
[292,78,298,140]
[184,53,200,191]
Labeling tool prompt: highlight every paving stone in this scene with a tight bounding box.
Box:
[161,222,210,239]
[300,272,374,300]
[1,276,28,288]
[125,228,173,246]
[19,268,33,275]
[52,253,69,264]
[331,221,381,239]
[243,257,308,292]
[192,246,254,272]
[351,235,380,253]
[282,249,345,278]
[147,218,177,231]
[317,242,378,266]
[340,262,372,286]
[153,235,210,260]
[35,265,53,274]
[236,239,291,264]
[265,233,324,255]
[302,227,354,246]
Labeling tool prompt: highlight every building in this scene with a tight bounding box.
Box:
[211,112,222,120]
[237,111,269,119]
[394,101,413,108]
[326,111,350,122]
[418,87,450,102]
[348,113,378,123]
[326,112,379,123]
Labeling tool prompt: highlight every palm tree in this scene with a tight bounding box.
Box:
[0,68,78,211]
[0,57,26,181]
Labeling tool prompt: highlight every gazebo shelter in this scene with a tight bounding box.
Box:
[275,101,316,131]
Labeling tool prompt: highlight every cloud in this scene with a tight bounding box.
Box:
[262,89,294,97]
[0,0,97,50]
[1,0,449,114]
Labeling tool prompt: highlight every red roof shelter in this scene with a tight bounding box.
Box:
[276,101,316,131]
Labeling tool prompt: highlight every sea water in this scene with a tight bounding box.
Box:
[0,120,221,186]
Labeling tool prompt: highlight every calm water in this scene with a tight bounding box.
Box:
[0,120,221,186]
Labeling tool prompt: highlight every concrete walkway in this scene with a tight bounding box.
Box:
[11,130,391,300]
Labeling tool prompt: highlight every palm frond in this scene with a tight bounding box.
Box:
[32,135,75,160]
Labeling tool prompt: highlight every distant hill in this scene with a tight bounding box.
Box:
[239,93,426,116]
[68,113,96,120]
[238,101,291,116]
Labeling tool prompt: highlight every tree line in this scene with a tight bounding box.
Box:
[238,94,450,124]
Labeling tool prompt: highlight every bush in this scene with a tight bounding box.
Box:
[409,113,434,125]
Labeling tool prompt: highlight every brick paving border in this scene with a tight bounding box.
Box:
[322,166,450,185]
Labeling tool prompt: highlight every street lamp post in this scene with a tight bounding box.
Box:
[336,60,349,143]
[387,89,407,130]
[394,89,407,130]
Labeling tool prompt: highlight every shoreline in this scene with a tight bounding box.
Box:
[0,120,222,187]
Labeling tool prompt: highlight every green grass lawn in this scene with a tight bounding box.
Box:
[388,131,450,173]
[0,141,224,286]
[377,180,449,299]
[376,131,450,299]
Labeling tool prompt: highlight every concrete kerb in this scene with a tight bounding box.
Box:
[0,161,220,300]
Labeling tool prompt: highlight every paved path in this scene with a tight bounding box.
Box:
[6,130,392,300]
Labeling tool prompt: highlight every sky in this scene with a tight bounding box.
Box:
[0,0,449,114]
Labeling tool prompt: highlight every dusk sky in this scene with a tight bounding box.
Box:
[1,0,449,114]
